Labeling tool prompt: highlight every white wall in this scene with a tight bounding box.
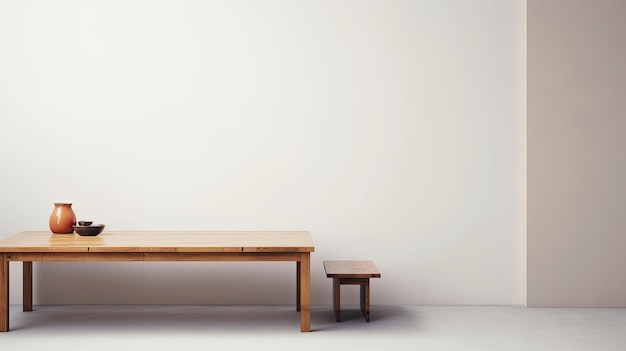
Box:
[0,0,525,305]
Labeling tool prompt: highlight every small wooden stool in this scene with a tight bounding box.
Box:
[323,260,381,322]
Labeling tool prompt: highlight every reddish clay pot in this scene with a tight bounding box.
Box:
[49,203,76,234]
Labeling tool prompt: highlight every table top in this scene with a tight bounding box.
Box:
[0,231,314,253]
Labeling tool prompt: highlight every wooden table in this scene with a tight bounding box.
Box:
[0,231,314,332]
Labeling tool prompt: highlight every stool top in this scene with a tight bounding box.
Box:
[323,260,381,278]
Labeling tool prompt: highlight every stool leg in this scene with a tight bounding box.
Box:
[360,279,370,322]
[333,277,341,322]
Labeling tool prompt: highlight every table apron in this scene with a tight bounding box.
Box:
[6,252,304,262]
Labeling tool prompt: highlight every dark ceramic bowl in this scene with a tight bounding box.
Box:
[78,220,93,226]
[73,224,105,236]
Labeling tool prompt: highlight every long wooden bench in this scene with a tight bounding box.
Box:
[323,260,381,322]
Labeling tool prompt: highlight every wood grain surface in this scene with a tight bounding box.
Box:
[0,231,314,253]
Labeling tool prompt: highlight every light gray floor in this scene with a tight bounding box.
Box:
[2,304,626,351]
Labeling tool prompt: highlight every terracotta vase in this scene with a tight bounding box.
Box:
[49,203,76,234]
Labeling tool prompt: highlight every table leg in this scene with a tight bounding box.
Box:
[23,261,32,312]
[299,253,310,332]
[1,254,9,332]
[296,261,301,312]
